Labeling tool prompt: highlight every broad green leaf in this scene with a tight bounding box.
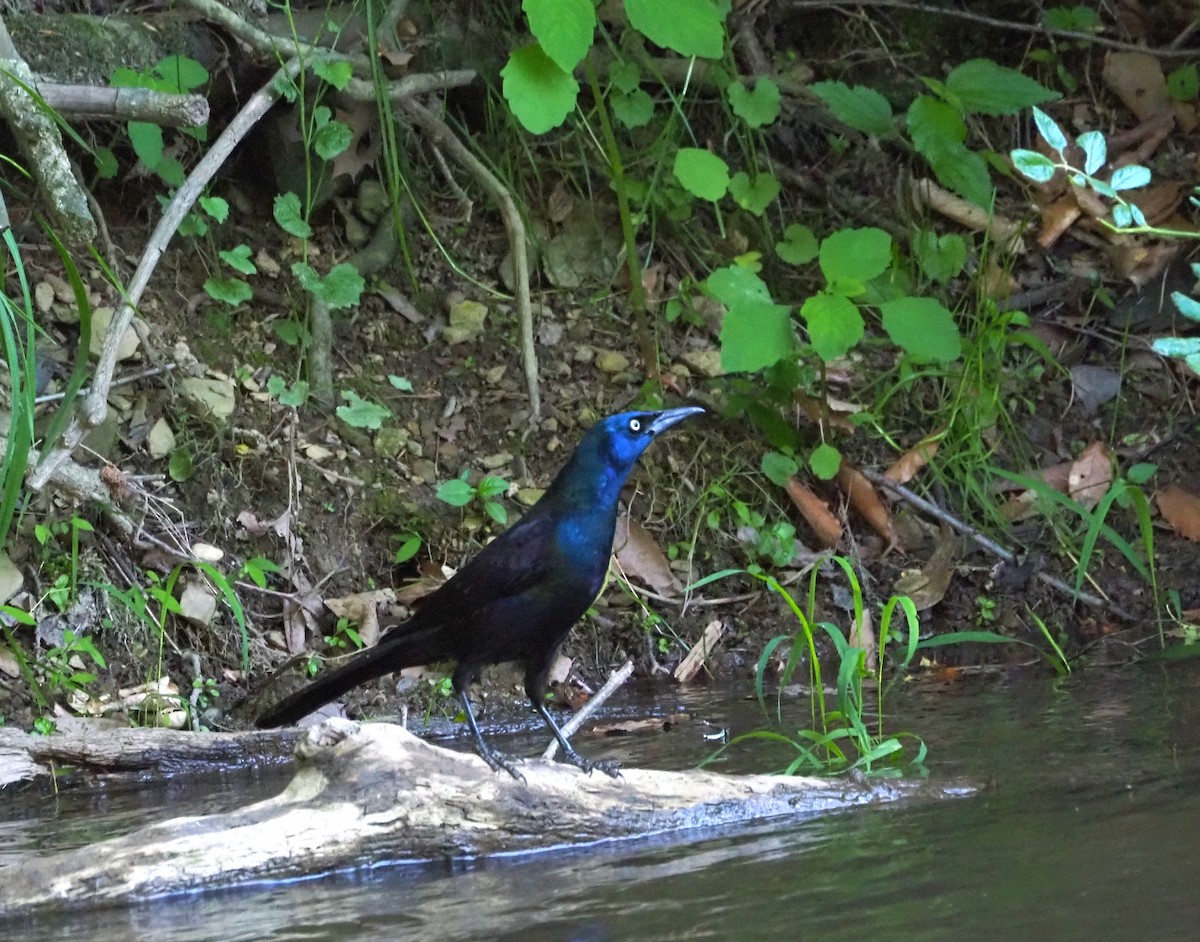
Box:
[203,277,252,306]
[809,442,841,480]
[1168,64,1199,102]
[1011,148,1057,183]
[674,148,730,201]
[502,44,580,134]
[776,223,818,265]
[1032,106,1069,152]
[945,59,1058,116]
[219,244,256,275]
[128,121,164,171]
[337,391,391,430]
[879,296,962,362]
[436,478,476,507]
[1110,164,1150,191]
[728,171,780,215]
[912,230,967,283]
[524,0,595,73]
[292,261,364,309]
[728,77,781,128]
[907,96,967,154]
[612,87,655,129]
[927,143,994,209]
[719,297,794,373]
[313,119,352,160]
[169,448,193,482]
[810,81,895,137]
[610,59,641,94]
[156,55,208,92]
[274,192,312,238]
[313,57,353,90]
[625,0,725,59]
[199,195,229,222]
[801,292,864,362]
[394,534,422,563]
[388,375,414,391]
[818,227,891,284]
[761,451,799,487]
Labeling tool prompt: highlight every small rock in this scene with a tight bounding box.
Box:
[681,349,724,377]
[90,307,142,361]
[442,299,488,345]
[191,542,225,562]
[0,551,23,603]
[516,487,544,507]
[411,458,438,484]
[181,377,236,421]
[574,346,595,363]
[482,451,513,470]
[146,418,176,458]
[374,427,410,459]
[356,178,390,225]
[595,350,630,374]
[34,281,55,314]
[179,581,218,628]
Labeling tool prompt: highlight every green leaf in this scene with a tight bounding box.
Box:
[524,0,595,73]
[388,375,414,391]
[128,121,165,171]
[927,143,994,209]
[313,119,352,161]
[945,59,1059,116]
[810,81,895,137]
[436,478,476,507]
[337,391,391,430]
[728,77,781,128]
[720,298,794,373]
[199,195,229,222]
[1032,106,1069,153]
[1012,148,1057,183]
[313,57,353,90]
[93,146,119,179]
[907,95,967,154]
[728,171,780,215]
[272,319,310,348]
[168,448,194,482]
[274,193,312,238]
[156,55,208,93]
[1110,165,1150,191]
[809,442,841,480]
[1077,130,1106,175]
[203,277,253,306]
[484,500,508,526]
[776,224,819,265]
[291,261,365,309]
[279,380,310,408]
[818,227,892,284]
[625,0,725,59]
[761,451,798,488]
[673,148,730,201]
[219,244,257,275]
[801,292,864,362]
[879,296,962,362]
[1168,64,1199,102]
[912,230,967,283]
[611,87,655,129]
[394,534,422,564]
[1043,5,1099,31]
[610,59,641,94]
[1171,291,1200,322]
[502,44,580,134]
[477,476,509,500]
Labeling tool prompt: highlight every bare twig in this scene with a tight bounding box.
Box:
[543,660,634,760]
[864,470,1136,622]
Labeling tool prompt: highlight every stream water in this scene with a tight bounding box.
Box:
[2,665,1199,941]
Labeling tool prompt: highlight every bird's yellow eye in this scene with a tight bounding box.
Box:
[629,418,642,433]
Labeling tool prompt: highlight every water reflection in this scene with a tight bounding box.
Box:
[3,668,1200,942]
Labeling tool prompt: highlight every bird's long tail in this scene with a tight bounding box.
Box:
[255,624,449,728]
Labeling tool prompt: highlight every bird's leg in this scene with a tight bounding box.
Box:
[458,690,525,782]
[533,697,621,778]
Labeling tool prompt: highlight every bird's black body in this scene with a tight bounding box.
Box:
[256,406,703,778]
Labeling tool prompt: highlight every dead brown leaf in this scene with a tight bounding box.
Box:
[1001,442,1113,520]
[325,589,396,647]
[614,512,680,596]
[836,462,899,548]
[1156,484,1200,541]
[885,432,941,485]
[1102,51,1173,124]
[784,477,842,547]
[893,526,957,612]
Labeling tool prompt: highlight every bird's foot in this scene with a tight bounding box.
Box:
[560,747,621,778]
[477,745,527,782]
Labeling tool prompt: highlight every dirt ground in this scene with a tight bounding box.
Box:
[2,3,1199,736]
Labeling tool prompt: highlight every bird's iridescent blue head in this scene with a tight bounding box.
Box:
[549,406,704,508]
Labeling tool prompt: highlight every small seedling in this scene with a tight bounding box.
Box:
[437,470,510,525]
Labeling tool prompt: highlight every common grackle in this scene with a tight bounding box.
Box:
[256,406,703,779]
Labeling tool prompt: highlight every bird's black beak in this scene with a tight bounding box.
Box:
[647,405,705,436]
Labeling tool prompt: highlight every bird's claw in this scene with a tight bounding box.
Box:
[562,749,621,778]
[478,747,527,783]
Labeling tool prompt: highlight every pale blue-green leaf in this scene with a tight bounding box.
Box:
[1077,130,1106,175]
[1110,164,1150,191]
[1032,106,1068,152]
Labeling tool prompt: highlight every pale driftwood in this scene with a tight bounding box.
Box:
[0,719,965,914]
[0,721,300,788]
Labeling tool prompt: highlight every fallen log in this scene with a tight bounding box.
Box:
[0,718,969,914]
